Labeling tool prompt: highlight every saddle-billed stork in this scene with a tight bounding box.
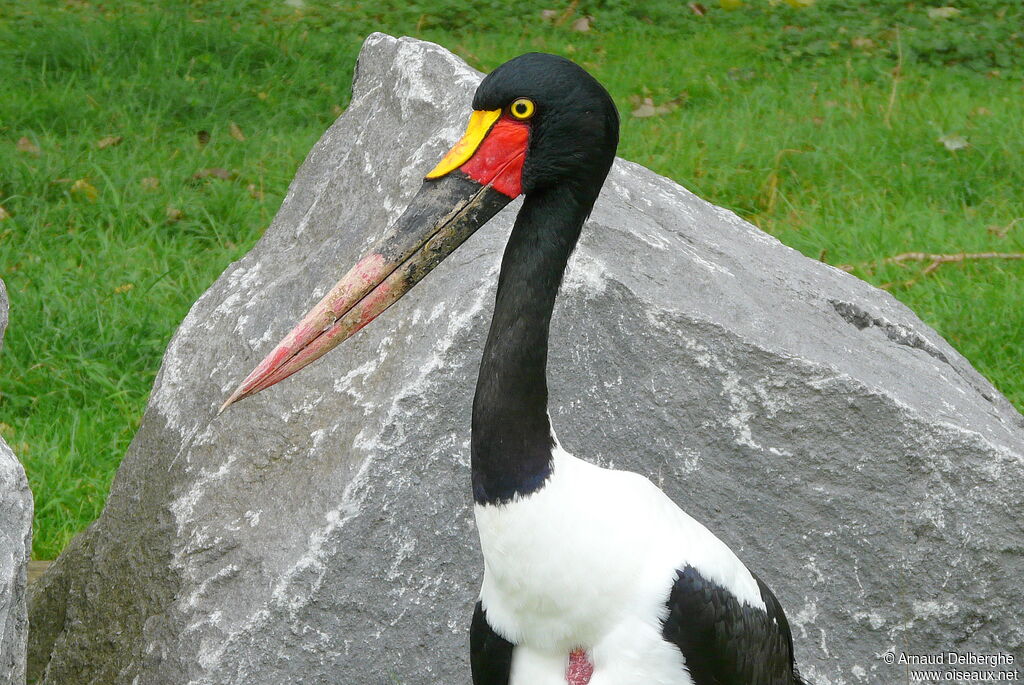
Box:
[221,52,809,685]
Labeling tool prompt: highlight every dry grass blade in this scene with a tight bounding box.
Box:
[884,28,902,128]
[555,0,579,26]
[192,167,233,180]
[987,218,1022,238]
[841,251,1024,289]
[884,251,1024,266]
[875,251,1024,289]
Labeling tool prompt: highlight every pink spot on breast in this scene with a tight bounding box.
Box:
[566,649,593,685]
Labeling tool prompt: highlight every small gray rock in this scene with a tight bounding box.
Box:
[28,34,1024,685]
[1,279,33,685]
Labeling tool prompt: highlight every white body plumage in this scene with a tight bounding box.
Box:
[474,443,767,685]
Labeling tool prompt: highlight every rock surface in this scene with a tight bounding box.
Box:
[28,33,1024,685]
[1,280,33,685]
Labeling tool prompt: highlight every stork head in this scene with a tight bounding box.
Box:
[432,53,619,199]
[220,53,619,412]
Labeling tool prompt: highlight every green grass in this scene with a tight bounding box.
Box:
[1,0,1022,559]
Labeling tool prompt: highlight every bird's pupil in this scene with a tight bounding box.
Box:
[515,103,526,114]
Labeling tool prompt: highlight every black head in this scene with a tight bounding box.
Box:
[473,53,620,200]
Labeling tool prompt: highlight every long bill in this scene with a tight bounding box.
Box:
[219,172,514,412]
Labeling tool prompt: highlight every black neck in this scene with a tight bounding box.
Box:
[471,187,592,505]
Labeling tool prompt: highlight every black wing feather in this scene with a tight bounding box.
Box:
[470,601,515,685]
[661,565,809,685]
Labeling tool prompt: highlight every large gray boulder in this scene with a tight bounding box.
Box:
[28,33,1024,685]
[1,280,32,685]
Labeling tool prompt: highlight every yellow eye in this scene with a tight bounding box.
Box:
[509,98,535,120]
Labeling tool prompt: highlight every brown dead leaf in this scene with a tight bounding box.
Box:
[331,104,344,117]
[197,130,211,147]
[114,283,134,294]
[141,177,160,190]
[257,91,269,101]
[192,167,233,180]
[851,37,874,49]
[541,9,558,22]
[166,206,184,222]
[247,183,264,201]
[16,137,41,156]
[688,2,707,15]
[70,179,98,201]
[0,206,10,221]
[631,98,658,118]
[630,94,688,118]
[228,122,246,141]
[97,135,123,149]
[971,106,992,117]
[571,16,592,32]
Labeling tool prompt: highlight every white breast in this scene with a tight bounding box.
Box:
[474,444,765,684]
